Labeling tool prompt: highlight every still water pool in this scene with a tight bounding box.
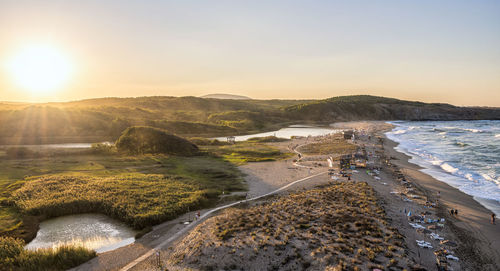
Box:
[26,213,136,253]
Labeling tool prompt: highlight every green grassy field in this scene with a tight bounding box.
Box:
[202,141,294,165]
[0,152,245,239]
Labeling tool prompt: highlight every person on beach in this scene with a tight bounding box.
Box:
[454,209,458,216]
[450,209,454,216]
[492,213,496,225]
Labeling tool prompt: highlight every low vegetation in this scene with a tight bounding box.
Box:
[0,236,95,271]
[0,153,244,241]
[13,174,208,229]
[168,182,413,270]
[202,141,293,165]
[188,137,229,146]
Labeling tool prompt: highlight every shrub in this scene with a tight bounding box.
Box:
[115,126,198,156]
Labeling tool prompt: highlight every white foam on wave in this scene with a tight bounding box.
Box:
[393,129,407,135]
[495,134,500,138]
[441,163,459,174]
[465,128,483,133]
[430,159,443,166]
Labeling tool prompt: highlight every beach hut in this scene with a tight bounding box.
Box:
[226,136,235,144]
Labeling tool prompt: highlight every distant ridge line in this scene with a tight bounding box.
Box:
[200,93,251,100]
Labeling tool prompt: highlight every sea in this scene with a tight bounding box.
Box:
[386,120,500,216]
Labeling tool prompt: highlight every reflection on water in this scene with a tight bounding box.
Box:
[26,213,136,253]
[215,126,339,142]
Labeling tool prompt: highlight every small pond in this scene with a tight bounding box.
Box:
[215,125,340,142]
[26,213,137,253]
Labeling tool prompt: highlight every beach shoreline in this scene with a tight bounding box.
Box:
[379,124,500,269]
[385,122,500,217]
[332,121,500,269]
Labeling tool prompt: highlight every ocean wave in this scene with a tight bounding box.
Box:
[454,142,468,147]
[441,163,459,174]
[385,120,500,208]
[465,128,484,133]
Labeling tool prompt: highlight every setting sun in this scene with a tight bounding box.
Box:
[6,44,73,94]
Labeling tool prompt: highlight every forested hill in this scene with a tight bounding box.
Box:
[0,95,499,144]
[284,95,500,122]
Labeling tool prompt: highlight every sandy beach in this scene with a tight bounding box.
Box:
[339,121,500,270]
[383,131,500,269]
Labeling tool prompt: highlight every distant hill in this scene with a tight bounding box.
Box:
[0,95,499,144]
[201,94,251,100]
[284,95,500,121]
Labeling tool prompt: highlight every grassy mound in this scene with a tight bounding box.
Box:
[13,174,210,229]
[115,126,199,156]
[168,182,414,270]
[0,236,95,271]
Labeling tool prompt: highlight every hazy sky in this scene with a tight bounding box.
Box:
[1,0,499,105]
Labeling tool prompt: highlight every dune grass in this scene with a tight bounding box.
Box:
[0,236,96,271]
[168,181,413,270]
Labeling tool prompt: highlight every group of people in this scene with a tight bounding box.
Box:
[449,209,459,216]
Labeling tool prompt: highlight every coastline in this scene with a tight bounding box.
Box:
[385,123,500,217]
[382,129,500,269]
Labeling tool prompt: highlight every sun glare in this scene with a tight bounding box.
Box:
[6,44,73,94]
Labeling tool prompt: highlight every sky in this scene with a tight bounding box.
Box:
[0,0,499,106]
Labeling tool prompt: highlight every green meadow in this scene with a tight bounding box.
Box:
[0,152,245,239]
